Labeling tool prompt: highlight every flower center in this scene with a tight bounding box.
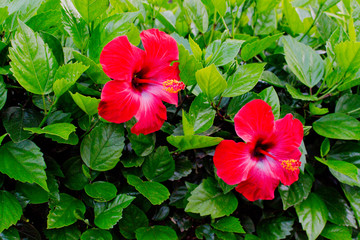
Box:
[162,79,185,93]
[257,149,301,172]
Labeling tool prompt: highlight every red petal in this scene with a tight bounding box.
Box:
[98,81,140,123]
[278,148,301,185]
[131,91,167,135]
[213,140,256,185]
[140,29,180,80]
[100,36,145,81]
[235,157,282,201]
[234,99,275,143]
[271,114,304,159]
[144,83,178,106]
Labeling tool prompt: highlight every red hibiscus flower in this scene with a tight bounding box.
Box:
[213,99,303,201]
[98,29,184,135]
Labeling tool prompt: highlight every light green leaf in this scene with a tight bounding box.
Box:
[241,33,282,61]
[81,229,112,240]
[283,0,304,34]
[53,62,89,97]
[223,63,265,97]
[254,10,277,35]
[142,146,175,182]
[185,178,238,218]
[70,92,100,116]
[9,20,58,95]
[189,36,202,61]
[212,216,245,233]
[334,41,360,77]
[184,0,208,33]
[94,194,135,229]
[85,181,117,202]
[178,44,202,86]
[283,36,324,88]
[167,135,223,152]
[205,39,244,66]
[47,193,86,229]
[71,0,109,23]
[81,122,125,171]
[295,193,328,240]
[0,191,22,233]
[285,84,319,101]
[316,157,360,184]
[127,175,170,205]
[313,113,360,140]
[195,64,227,100]
[0,140,48,191]
[188,93,216,134]
[24,123,76,140]
[320,138,330,157]
[135,226,177,240]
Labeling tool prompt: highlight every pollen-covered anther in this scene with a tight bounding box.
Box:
[281,159,301,171]
[163,79,185,93]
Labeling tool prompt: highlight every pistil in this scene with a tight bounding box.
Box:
[257,149,301,171]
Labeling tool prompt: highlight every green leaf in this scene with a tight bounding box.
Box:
[47,193,86,229]
[0,140,48,191]
[167,135,223,152]
[81,229,112,240]
[126,119,156,157]
[342,184,360,226]
[70,92,100,116]
[316,157,360,184]
[278,172,314,210]
[63,157,89,190]
[188,93,216,134]
[254,10,277,35]
[241,33,282,61]
[189,36,202,61]
[24,123,76,140]
[257,217,294,240]
[285,84,319,101]
[118,204,149,239]
[223,63,265,97]
[88,12,139,62]
[195,224,215,240]
[53,62,89,97]
[295,193,328,240]
[335,94,360,118]
[142,146,175,182]
[85,181,117,202]
[0,78,8,111]
[334,41,360,77]
[320,138,330,157]
[178,44,202,86]
[320,223,352,240]
[135,226,177,240]
[283,36,324,88]
[44,225,81,240]
[212,216,245,233]
[73,52,110,84]
[94,194,135,229]
[183,0,208,33]
[81,122,125,171]
[0,227,20,239]
[71,0,109,23]
[39,31,65,66]
[283,0,304,34]
[185,178,238,218]
[169,156,193,181]
[259,86,280,120]
[195,64,227,100]
[127,175,170,205]
[0,191,22,233]
[16,182,49,204]
[9,20,58,95]
[157,11,176,32]
[309,102,329,115]
[313,113,360,140]
[205,39,244,66]
[121,154,145,168]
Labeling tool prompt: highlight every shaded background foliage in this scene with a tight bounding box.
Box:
[0,0,360,239]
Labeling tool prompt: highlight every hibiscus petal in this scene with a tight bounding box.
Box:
[234,99,275,143]
[98,80,140,123]
[140,29,179,80]
[100,36,145,81]
[271,114,304,160]
[144,82,178,106]
[213,140,256,185]
[278,148,302,185]
[235,158,282,201]
[131,91,167,135]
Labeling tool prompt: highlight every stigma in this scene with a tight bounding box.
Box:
[280,159,301,171]
[163,79,185,93]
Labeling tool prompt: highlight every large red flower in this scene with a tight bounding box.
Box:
[98,29,184,135]
[213,99,304,201]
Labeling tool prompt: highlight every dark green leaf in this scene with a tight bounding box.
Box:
[0,191,22,233]
[320,223,352,240]
[212,216,245,233]
[142,146,175,182]
[335,94,360,118]
[295,193,328,240]
[118,204,149,239]
[39,31,64,66]
[342,184,360,226]
[260,71,286,88]
[126,119,156,157]
[185,178,238,218]
[257,217,294,240]
[167,135,223,151]
[16,182,48,204]
[135,226,177,240]
[195,224,215,240]
[0,227,20,239]
[44,225,81,240]
[80,122,125,171]
[80,229,112,240]
[0,78,7,111]
[127,175,170,205]
[63,157,89,190]
[84,181,117,202]
[188,93,216,134]
[0,140,48,191]
[169,156,193,181]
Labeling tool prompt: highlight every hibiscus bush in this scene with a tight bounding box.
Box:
[1,0,360,239]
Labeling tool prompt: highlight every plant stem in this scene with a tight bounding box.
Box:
[41,94,48,116]
[39,98,58,128]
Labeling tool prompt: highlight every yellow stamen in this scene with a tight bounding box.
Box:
[281,159,301,171]
[163,79,185,93]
